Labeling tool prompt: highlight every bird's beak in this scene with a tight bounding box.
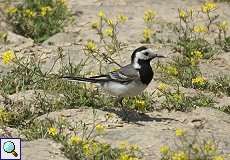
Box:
[150,53,166,59]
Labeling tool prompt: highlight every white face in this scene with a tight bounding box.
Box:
[135,48,155,60]
[133,48,155,68]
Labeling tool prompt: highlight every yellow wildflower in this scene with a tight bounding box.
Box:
[58,0,66,4]
[106,19,114,26]
[172,151,188,160]
[135,99,146,111]
[118,15,128,24]
[201,2,217,13]
[190,58,198,66]
[143,9,156,23]
[6,7,17,14]
[48,127,57,136]
[158,83,168,91]
[191,50,203,59]
[192,76,207,86]
[165,66,178,76]
[119,153,138,160]
[95,124,105,134]
[143,28,153,42]
[217,21,228,31]
[130,144,140,151]
[40,6,52,16]
[193,25,208,33]
[69,135,81,144]
[0,108,11,123]
[172,93,183,102]
[98,10,106,18]
[160,145,170,155]
[104,28,113,37]
[175,128,185,137]
[2,50,15,64]
[204,141,216,154]
[119,141,129,149]
[85,40,97,52]
[213,156,224,160]
[24,9,36,17]
[83,143,91,156]
[178,9,187,19]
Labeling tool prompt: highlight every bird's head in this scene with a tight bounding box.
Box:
[131,46,165,68]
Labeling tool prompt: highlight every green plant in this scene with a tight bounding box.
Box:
[85,10,128,71]
[160,129,227,160]
[141,9,156,43]
[208,75,230,96]
[6,0,70,42]
[157,84,215,111]
[21,112,143,160]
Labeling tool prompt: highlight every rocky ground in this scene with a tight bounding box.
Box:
[0,0,230,160]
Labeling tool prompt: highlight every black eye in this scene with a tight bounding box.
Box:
[144,52,149,56]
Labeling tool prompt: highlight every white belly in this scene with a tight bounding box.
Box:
[101,80,147,97]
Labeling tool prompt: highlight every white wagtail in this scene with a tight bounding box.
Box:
[62,46,165,106]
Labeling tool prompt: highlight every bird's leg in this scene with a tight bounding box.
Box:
[114,97,129,121]
[114,96,124,108]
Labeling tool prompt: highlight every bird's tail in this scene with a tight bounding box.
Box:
[61,76,103,83]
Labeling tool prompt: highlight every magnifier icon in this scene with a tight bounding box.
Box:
[3,141,18,157]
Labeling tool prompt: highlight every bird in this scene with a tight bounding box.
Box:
[62,46,165,108]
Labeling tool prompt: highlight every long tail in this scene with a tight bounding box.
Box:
[61,76,107,83]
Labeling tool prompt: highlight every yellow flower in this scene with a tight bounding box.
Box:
[0,108,11,124]
[85,40,97,52]
[130,144,140,151]
[69,135,81,144]
[175,128,185,137]
[190,58,198,66]
[160,145,170,155]
[204,141,216,154]
[119,153,138,160]
[143,28,153,42]
[158,83,168,91]
[95,124,105,134]
[40,6,52,16]
[165,66,178,76]
[6,7,17,14]
[172,93,183,102]
[58,0,67,4]
[143,9,156,23]
[2,50,15,64]
[98,10,106,18]
[104,28,113,37]
[178,9,187,19]
[192,76,207,86]
[172,151,188,160]
[106,19,114,26]
[201,2,217,13]
[213,156,224,160]
[118,15,128,24]
[48,127,57,136]
[193,25,208,33]
[191,50,203,59]
[119,141,129,149]
[24,9,36,17]
[217,21,228,31]
[83,143,91,156]
[135,99,146,111]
